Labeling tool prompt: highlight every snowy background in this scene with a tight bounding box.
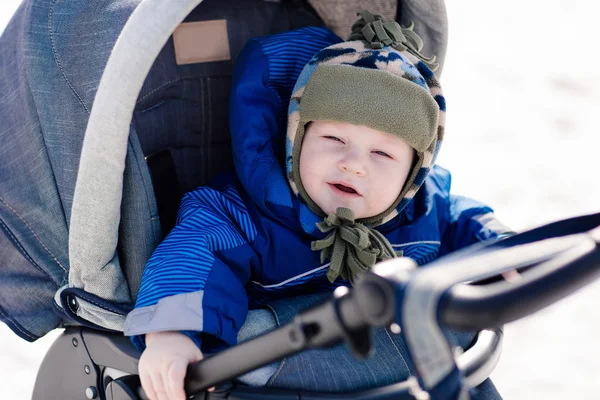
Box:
[1,0,599,398]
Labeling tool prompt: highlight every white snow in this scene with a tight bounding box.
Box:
[1,0,599,398]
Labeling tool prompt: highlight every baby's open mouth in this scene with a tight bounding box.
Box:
[329,183,360,196]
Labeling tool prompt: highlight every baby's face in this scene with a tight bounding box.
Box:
[299,120,415,219]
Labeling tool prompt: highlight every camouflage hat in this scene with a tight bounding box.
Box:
[286,10,446,225]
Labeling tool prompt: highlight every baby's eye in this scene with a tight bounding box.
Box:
[373,150,393,159]
[324,136,344,143]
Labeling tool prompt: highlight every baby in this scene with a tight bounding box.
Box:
[125,11,509,400]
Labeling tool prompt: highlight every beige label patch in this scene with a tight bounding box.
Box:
[173,20,231,65]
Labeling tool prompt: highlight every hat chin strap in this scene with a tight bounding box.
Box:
[311,207,399,284]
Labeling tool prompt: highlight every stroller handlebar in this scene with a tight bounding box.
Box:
[184,218,600,395]
[444,230,600,329]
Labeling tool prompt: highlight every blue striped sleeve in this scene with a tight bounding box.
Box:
[445,194,514,251]
[125,185,258,351]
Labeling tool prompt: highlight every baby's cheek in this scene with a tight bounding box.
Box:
[377,177,403,209]
[299,164,316,187]
[300,166,324,204]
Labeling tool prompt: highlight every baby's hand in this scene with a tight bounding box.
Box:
[139,331,203,400]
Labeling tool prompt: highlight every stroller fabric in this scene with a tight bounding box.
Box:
[0,0,449,341]
[0,0,153,341]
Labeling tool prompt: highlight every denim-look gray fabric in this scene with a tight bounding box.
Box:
[0,2,68,341]
[236,308,280,386]
[0,0,161,340]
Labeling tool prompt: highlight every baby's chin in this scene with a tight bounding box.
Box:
[321,205,376,220]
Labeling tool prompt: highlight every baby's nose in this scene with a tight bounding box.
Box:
[338,156,366,176]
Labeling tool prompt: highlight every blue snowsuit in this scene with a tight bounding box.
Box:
[124,28,510,357]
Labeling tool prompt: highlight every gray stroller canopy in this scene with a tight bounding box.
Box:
[0,0,447,340]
